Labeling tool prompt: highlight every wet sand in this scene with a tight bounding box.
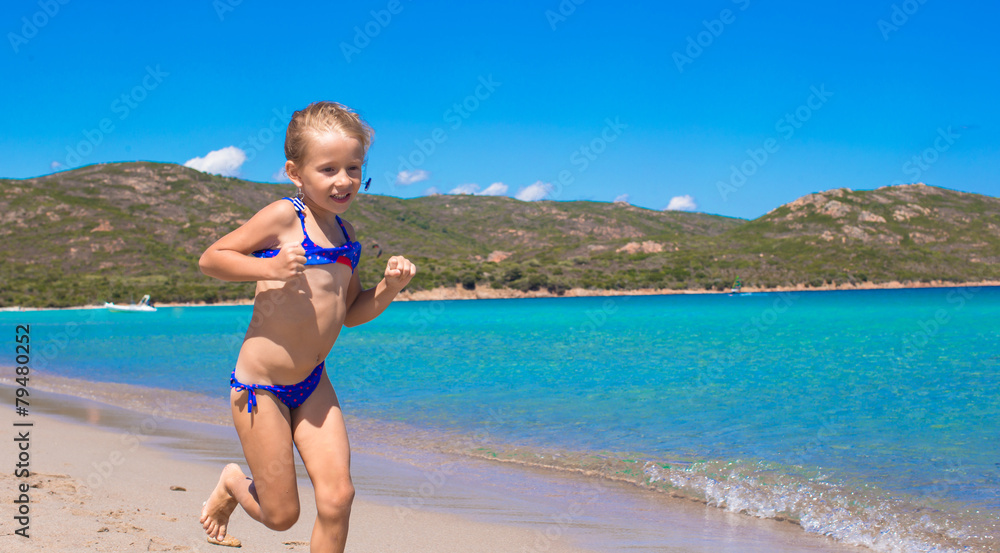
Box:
[0,375,867,552]
[0,389,594,553]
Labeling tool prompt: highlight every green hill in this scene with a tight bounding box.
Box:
[1,162,997,307]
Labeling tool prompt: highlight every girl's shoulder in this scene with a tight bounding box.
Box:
[252,198,300,225]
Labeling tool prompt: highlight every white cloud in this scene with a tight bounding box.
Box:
[396,169,430,185]
[449,183,480,195]
[479,182,508,196]
[665,194,697,211]
[448,182,509,196]
[614,193,630,204]
[515,181,553,202]
[50,161,63,171]
[184,146,247,177]
[424,186,440,196]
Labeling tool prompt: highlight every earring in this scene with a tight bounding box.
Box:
[295,188,304,200]
[363,178,371,192]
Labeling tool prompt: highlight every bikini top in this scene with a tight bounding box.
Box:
[251,197,361,271]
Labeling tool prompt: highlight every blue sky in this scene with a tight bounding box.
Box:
[3,0,998,219]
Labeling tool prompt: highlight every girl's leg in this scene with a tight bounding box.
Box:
[291,375,354,553]
[201,388,302,540]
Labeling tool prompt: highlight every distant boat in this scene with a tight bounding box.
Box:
[105,294,156,312]
[730,277,742,295]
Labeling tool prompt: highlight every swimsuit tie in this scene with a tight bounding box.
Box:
[230,372,259,412]
[230,363,324,416]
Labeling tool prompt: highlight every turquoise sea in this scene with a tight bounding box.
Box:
[4,287,999,552]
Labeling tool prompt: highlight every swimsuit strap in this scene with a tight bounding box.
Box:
[334,215,351,242]
[285,198,352,248]
[284,197,313,244]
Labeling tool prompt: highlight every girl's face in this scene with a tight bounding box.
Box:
[286,131,365,215]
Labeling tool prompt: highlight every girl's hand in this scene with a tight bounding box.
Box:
[270,243,307,281]
[383,255,417,290]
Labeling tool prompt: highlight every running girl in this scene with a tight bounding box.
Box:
[198,101,415,552]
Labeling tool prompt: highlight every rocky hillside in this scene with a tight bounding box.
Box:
[727,184,1000,286]
[1,162,997,307]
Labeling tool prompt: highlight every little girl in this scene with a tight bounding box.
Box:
[198,101,415,552]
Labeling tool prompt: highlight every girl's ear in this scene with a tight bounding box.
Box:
[285,160,302,186]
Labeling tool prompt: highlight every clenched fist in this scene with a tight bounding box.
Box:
[383,255,416,290]
[269,243,307,281]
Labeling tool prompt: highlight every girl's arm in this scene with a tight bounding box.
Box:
[343,255,417,327]
[199,201,306,282]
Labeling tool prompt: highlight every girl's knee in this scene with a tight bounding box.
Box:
[316,480,355,521]
[262,503,300,531]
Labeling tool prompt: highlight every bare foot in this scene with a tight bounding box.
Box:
[200,463,242,541]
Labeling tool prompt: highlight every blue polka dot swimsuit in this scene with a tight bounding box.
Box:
[231,362,324,414]
[251,197,361,270]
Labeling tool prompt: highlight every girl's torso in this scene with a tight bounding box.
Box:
[235,199,359,385]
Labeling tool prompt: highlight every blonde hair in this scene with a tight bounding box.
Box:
[284,101,374,165]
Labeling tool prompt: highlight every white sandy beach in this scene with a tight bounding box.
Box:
[1,410,598,553]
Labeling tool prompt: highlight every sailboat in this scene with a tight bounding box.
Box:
[105,294,156,312]
[729,277,742,295]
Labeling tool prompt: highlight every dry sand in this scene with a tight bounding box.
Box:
[0,411,595,553]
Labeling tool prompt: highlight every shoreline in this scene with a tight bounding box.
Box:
[4,279,998,311]
[0,374,870,553]
[393,278,1000,301]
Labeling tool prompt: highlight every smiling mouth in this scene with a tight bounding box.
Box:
[331,193,351,202]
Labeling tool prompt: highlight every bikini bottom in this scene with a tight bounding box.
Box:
[230,361,324,415]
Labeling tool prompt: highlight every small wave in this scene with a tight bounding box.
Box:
[643,459,998,553]
[429,440,998,553]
